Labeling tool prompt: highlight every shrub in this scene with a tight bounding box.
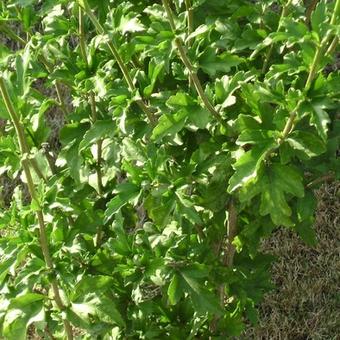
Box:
[0,0,339,338]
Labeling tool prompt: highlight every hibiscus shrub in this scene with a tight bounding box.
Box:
[0,0,339,338]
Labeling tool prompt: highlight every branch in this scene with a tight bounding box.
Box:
[306,173,335,188]
[280,0,340,142]
[305,0,319,25]
[184,0,193,36]
[0,22,26,44]
[326,36,338,56]
[162,0,227,127]
[184,0,194,89]
[0,77,73,340]
[77,0,156,125]
[79,8,104,196]
[210,199,238,334]
[262,0,293,74]
[89,92,104,195]
[0,25,69,116]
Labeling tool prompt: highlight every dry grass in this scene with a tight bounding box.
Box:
[243,182,340,340]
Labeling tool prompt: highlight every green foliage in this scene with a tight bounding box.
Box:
[0,0,339,338]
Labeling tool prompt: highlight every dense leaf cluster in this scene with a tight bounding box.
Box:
[0,0,339,338]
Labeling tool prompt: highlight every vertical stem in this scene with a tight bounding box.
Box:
[329,0,340,31]
[89,92,103,195]
[305,0,319,25]
[162,0,177,32]
[0,77,73,340]
[304,42,324,91]
[184,0,194,89]
[162,0,226,127]
[79,7,104,245]
[261,0,293,74]
[0,24,69,116]
[184,0,193,36]
[79,7,104,196]
[54,82,68,115]
[305,0,340,89]
[225,200,237,269]
[280,0,340,140]
[38,55,69,115]
[77,0,156,125]
[326,36,338,56]
[78,7,89,68]
[210,200,238,334]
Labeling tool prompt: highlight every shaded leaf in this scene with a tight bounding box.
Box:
[228,142,275,193]
[105,182,140,222]
[167,273,183,305]
[151,110,188,141]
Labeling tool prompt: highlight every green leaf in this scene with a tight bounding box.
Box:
[166,92,211,129]
[65,141,84,184]
[186,24,210,42]
[60,122,90,145]
[13,0,36,5]
[215,71,254,109]
[235,114,262,131]
[295,221,317,246]
[200,49,244,76]
[228,142,275,193]
[167,273,183,305]
[250,32,289,59]
[72,276,114,300]
[15,47,31,97]
[42,4,70,35]
[309,101,331,142]
[311,0,327,38]
[151,110,188,141]
[260,179,293,226]
[70,296,125,328]
[79,120,115,151]
[180,270,223,315]
[104,182,140,222]
[144,60,164,97]
[120,17,145,34]
[237,130,278,146]
[222,313,246,336]
[166,92,195,107]
[146,196,176,227]
[296,192,318,245]
[121,138,146,163]
[287,131,326,157]
[272,164,305,198]
[95,296,126,327]
[297,191,317,222]
[0,96,10,119]
[3,293,45,340]
[190,290,223,316]
[79,120,114,151]
[259,164,304,226]
[188,106,211,129]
